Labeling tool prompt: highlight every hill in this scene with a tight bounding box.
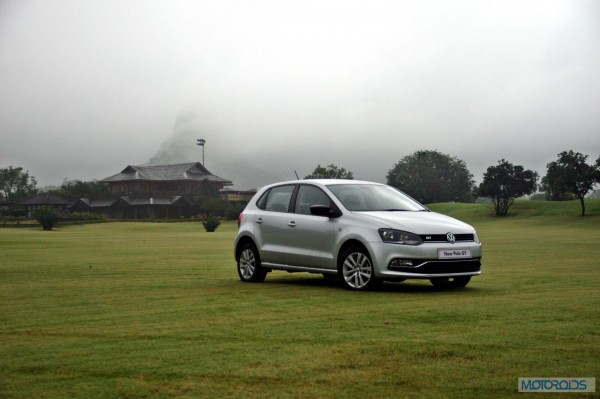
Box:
[428,198,600,228]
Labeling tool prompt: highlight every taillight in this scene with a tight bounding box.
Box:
[238,213,243,228]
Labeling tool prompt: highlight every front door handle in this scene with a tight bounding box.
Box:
[288,221,296,227]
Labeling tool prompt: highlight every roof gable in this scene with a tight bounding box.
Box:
[102,162,231,185]
[72,198,119,208]
[115,196,194,206]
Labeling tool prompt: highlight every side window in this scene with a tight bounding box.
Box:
[295,185,331,215]
[264,185,295,213]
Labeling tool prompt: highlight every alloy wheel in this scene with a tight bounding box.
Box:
[342,250,375,290]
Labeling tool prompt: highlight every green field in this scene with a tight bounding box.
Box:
[1,200,599,398]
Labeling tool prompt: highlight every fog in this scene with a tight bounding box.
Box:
[1,0,599,189]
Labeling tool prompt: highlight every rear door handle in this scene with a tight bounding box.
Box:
[256,218,264,224]
[288,221,296,227]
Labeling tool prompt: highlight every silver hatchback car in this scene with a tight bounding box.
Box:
[234,180,482,290]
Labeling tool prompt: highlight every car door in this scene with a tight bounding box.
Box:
[254,184,296,265]
[284,184,337,269]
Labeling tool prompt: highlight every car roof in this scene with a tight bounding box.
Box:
[266,179,383,187]
[304,179,382,185]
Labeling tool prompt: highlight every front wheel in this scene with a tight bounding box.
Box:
[237,243,267,283]
[430,276,471,289]
[338,246,379,291]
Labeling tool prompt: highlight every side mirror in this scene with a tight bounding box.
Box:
[310,205,342,218]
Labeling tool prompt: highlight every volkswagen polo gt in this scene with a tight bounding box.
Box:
[234,180,482,291]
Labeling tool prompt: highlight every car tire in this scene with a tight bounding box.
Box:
[338,245,379,291]
[429,276,471,289]
[237,243,267,283]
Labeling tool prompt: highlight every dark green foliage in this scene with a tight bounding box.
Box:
[197,178,232,218]
[477,159,538,216]
[64,212,106,221]
[197,180,221,198]
[202,215,221,232]
[199,198,229,217]
[386,150,474,204]
[33,206,60,230]
[0,166,38,214]
[50,180,110,201]
[304,164,354,179]
[541,150,600,216]
[226,204,245,220]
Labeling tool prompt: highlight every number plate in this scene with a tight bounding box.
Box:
[438,248,471,259]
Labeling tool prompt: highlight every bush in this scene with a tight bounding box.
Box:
[202,215,221,232]
[33,206,61,231]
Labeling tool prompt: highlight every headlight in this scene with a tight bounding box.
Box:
[378,229,423,245]
[473,231,481,244]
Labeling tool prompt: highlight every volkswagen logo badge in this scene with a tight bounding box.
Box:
[446,232,456,244]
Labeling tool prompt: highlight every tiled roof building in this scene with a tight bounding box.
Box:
[95,162,233,219]
[102,162,232,200]
[21,192,70,218]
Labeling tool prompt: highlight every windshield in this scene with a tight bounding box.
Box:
[326,184,426,212]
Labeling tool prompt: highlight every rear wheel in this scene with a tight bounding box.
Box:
[430,276,471,289]
[338,246,379,291]
[237,243,267,283]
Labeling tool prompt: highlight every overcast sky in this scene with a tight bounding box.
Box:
[1,0,599,189]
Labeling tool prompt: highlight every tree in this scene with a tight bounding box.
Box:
[541,150,600,216]
[0,166,38,214]
[50,180,110,201]
[195,181,230,218]
[304,164,353,179]
[199,197,229,216]
[477,159,538,216]
[386,150,474,204]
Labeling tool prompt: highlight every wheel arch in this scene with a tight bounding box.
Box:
[336,239,372,268]
[235,235,258,260]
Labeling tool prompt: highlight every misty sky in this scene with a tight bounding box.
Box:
[1,0,599,189]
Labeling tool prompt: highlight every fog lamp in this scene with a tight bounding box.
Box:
[390,259,413,267]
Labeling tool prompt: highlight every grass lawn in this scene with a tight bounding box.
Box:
[1,200,599,398]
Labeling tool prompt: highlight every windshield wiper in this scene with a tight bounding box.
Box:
[382,208,430,212]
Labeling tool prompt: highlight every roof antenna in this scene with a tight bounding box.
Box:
[294,170,300,180]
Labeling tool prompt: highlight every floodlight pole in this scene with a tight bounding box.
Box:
[196,139,206,166]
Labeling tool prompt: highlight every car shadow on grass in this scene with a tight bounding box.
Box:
[261,273,482,294]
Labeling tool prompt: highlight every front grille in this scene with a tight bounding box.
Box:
[420,233,474,243]
[388,259,481,274]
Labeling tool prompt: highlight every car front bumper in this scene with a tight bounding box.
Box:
[367,241,483,279]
